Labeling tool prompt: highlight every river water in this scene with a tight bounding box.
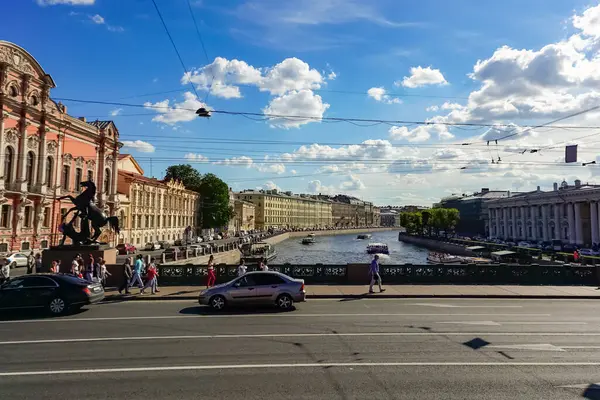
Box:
[272,230,429,265]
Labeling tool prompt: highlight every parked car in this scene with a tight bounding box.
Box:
[174,239,183,246]
[144,242,161,251]
[116,243,137,255]
[0,274,104,315]
[6,253,29,269]
[198,271,306,311]
[562,244,578,252]
[517,241,533,248]
[579,248,599,256]
[158,241,171,250]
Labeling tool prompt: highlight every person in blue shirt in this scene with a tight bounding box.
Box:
[129,255,144,292]
[369,255,385,294]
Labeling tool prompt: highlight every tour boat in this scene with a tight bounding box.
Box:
[240,242,277,264]
[366,243,389,254]
[301,236,316,245]
[427,253,463,264]
[357,234,372,240]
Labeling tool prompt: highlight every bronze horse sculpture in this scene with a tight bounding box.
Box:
[58,180,120,244]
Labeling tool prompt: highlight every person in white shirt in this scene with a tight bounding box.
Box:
[259,258,269,271]
[0,258,9,284]
[237,258,247,277]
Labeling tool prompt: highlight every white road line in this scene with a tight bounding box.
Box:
[0,313,550,324]
[437,321,501,326]
[2,362,600,376]
[437,321,586,326]
[486,344,565,352]
[409,303,522,308]
[6,332,600,346]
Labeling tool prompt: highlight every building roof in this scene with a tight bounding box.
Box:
[87,120,113,130]
[237,190,330,204]
[118,170,163,186]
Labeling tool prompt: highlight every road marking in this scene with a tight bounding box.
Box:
[486,344,565,352]
[559,346,600,349]
[558,383,600,389]
[437,321,585,326]
[2,362,600,376]
[410,303,522,308]
[0,313,550,324]
[437,321,501,326]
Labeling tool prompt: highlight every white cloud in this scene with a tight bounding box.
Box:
[286,139,402,163]
[257,181,281,191]
[441,102,463,110]
[109,108,122,116]
[144,92,209,125]
[307,180,335,194]
[214,156,254,168]
[367,87,401,104]
[426,105,439,112]
[327,71,337,80]
[107,25,124,32]
[389,126,430,142]
[572,5,600,39]
[480,123,538,141]
[90,14,104,24]
[340,174,366,191]
[263,90,330,128]
[184,153,209,162]
[37,0,94,5]
[257,163,286,174]
[121,140,155,153]
[397,66,448,88]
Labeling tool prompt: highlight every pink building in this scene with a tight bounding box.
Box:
[0,41,120,252]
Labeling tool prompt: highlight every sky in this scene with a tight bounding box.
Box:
[4,0,600,206]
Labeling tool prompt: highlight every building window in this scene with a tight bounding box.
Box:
[137,215,141,228]
[145,216,149,227]
[4,147,14,183]
[104,168,111,194]
[24,206,32,228]
[132,216,136,229]
[45,157,54,187]
[43,207,50,227]
[21,242,30,251]
[30,95,39,106]
[87,169,93,182]
[40,239,49,249]
[75,168,82,190]
[62,165,70,191]
[0,243,7,252]
[25,152,35,189]
[0,205,10,228]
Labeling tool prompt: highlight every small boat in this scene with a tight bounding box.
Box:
[301,236,316,245]
[240,242,277,264]
[427,253,463,264]
[366,243,389,254]
[357,234,372,240]
[308,233,316,238]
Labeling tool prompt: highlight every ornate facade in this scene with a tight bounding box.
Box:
[0,41,119,251]
[234,199,255,232]
[486,180,600,245]
[116,154,199,245]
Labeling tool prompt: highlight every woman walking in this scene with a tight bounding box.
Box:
[99,259,111,288]
[142,262,158,295]
[206,255,216,288]
[84,255,94,282]
[118,257,132,295]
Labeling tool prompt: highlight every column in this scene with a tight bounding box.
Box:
[568,203,576,244]
[555,203,562,240]
[37,128,47,187]
[530,206,537,241]
[17,75,31,190]
[520,206,526,239]
[0,112,7,190]
[574,202,584,245]
[511,207,517,240]
[111,148,118,195]
[541,205,549,241]
[502,207,509,239]
[592,201,599,245]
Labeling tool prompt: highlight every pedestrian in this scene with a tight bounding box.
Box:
[118,257,132,295]
[574,249,580,263]
[129,255,144,292]
[50,260,59,274]
[237,258,247,277]
[259,257,269,271]
[55,259,61,274]
[369,254,385,294]
[142,262,158,294]
[99,259,110,288]
[71,255,80,276]
[0,258,9,285]
[26,251,35,274]
[94,257,103,283]
[84,255,94,282]
[207,255,216,288]
[34,253,42,273]
[147,257,160,292]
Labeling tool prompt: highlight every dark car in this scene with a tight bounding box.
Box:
[0,274,104,315]
[158,241,171,250]
[116,243,136,255]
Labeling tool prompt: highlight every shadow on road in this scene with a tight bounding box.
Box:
[0,307,88,321]
[584,384,600,400]
[179,305,297,316]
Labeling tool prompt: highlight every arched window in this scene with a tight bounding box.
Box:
[75,168,82,190]
[62,165,70,191]
[45,157,53,187]
[4,147,14,183]
[25,152,35,189]
[9,86,17,97]
[103,168,111,194]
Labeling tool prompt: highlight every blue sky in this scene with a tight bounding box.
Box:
[4,0,600,205]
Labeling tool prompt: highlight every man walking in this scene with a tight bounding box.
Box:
[129,255,144,292]
[118,257,132,295]
[369,254,385,294]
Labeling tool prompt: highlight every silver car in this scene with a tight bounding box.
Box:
[199,271,306,311]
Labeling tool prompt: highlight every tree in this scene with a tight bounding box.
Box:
[421,210,431,236]
[197,173,233,229]
[164,164,203,192]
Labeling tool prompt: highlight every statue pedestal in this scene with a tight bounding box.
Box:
[41,245,118,273]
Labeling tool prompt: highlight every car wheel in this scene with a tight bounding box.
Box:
[48,297,68,315]
[9,262,16,269]
[209,295,226,311]
[276,294,293,310]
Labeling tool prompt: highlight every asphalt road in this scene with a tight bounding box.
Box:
[3,299,600,399]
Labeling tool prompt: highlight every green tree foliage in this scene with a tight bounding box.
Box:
[164,164,203,192]
[400,208,460,236]
[197,173,233,229]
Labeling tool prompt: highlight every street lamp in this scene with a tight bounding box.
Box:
[196,107,211,118]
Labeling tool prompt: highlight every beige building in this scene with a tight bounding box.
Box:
[321,195,378,227]
[116,155,199,246]
[234,199,255,232]
[236,189,332,229]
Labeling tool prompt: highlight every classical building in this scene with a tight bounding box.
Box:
[236,189,332,229]
[323,195,377,227]
[379,207,401,227]
[436,188,512,236]
[486,180,600,245]
[234,199,255,232]
[0,41,119,251]
[373,206,381,226]
[116,154,199,246]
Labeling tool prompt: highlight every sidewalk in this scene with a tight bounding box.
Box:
[103,284,600,301]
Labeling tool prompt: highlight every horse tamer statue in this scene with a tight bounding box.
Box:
[58,180,120,246]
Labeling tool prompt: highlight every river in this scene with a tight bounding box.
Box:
[272,230,429,264]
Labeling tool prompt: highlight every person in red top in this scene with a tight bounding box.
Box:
[574,250,580,263]
[206,255,216,288]
[142,262,158,294]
